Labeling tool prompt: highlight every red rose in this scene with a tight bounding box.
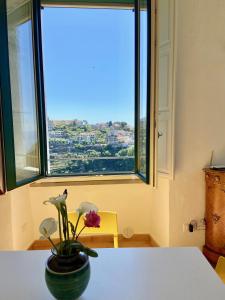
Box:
[84,211,101,228]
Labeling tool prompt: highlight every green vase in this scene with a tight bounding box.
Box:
[45,251,90,300]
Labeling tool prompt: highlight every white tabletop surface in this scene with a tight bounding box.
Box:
[0,247,224,300]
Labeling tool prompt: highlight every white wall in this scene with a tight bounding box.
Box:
[29,178,170,247]
[169,0,225,247]
[10,185,34,249]
[0,193,13,250]
[0,185,34,250]
[29,183,156,240]
[148,0,225,248]
[149,177,170,246]
[0,179,170,250]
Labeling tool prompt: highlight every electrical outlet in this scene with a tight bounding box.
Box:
[123,227,134,238]
[189,220,198,232]
[184,219,206,233]
[197,218,206,230]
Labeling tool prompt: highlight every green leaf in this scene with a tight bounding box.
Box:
[83,247,98,257]
[71,241,84,250]
[68,221,75,236]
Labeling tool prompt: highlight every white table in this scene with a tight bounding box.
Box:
[0,248,224,300]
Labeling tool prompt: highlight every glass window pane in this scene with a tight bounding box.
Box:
[138,0,148,178]
[7,1,40,182]
[42,5,135,175]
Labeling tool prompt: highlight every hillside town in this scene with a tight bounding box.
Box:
[47,119,135,174]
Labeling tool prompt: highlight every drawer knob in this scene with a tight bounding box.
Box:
[212,213,221,224]
[214,176,220,183]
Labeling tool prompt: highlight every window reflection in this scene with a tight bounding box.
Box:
[7,0,40,181]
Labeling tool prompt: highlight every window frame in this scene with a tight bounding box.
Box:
[42,1,137,178]
[0,0,47,191]
[42,0,155,183]
[0,0,156,191]
[134,0,153,184]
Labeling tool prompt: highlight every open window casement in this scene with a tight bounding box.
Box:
[0,0,157,190]
[157,0,175,178]
[135,0,157,185]
[0,0,46,190]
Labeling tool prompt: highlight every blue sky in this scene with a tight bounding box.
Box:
[42,7,135,125]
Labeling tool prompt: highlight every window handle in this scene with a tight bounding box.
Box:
[158,131,163,139]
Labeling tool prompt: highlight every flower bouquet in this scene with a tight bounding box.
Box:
[39,189,100,300]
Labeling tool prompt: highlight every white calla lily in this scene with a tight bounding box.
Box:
[76,202,98,215]
[39,218,57,238]
[43,193,67,208]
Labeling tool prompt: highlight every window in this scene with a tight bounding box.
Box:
[0,0,156,190]
[0,0,45,190]
[7,1,40,182]
[42,6,135,175]
[138,0,149,180]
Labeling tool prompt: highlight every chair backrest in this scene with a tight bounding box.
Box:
[215,256,225,284]
[68,211,119,248]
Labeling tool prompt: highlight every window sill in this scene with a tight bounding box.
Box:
[30,174,142,187]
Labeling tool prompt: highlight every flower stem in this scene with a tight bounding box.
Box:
[58,208,63,254]
[60,204,67,241]
[48,237,58,254]
[64,203,70,241]
[73,213,82,240]
[64,203,70,255]
[76,225,86,240]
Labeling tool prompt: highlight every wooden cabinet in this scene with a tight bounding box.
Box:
[203,169,225,266]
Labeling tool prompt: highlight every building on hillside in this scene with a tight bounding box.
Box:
[49,130,67,138]
[48,118,54,131]
[107,130,134,146]
[76,132,96,144]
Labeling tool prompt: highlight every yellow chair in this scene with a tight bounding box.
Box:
[215,256,225,283]
[68,211,119,248]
